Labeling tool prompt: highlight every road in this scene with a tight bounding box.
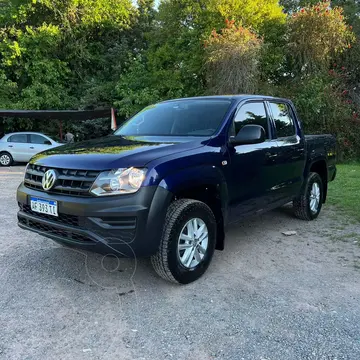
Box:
[1,166,360,360]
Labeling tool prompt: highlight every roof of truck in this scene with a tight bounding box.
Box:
[163,95,290,103]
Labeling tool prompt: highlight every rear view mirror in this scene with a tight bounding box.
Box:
[230,124,266,146]
[44,140,52,145]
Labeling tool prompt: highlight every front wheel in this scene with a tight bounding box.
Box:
[293,172,323,220]
[151,199,217,284]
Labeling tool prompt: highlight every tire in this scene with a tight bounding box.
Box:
[293,172,323,221]
[0,152,13,167]
[151,199,217,284]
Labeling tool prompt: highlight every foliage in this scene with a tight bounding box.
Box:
[281,72,360,160]
[116,0,285,116]
[205,20,263,94]
[332,0,360,35]
[116,57,163,118]
[0,0,134,28]
[0,0,360,159]
[287,2,355,73]
[280,0,318,14]
[0,0,136,136]
[156,0,285,35]
[275,2,360,161]
[70,118,111,141]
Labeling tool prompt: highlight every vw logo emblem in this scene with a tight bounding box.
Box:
[42,169,57,191]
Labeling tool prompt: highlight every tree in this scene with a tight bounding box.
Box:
[205,21,263,94]
[287,2,354,74]
[116,0,285,116]
[277,3,359,160]
[0,0,136,111]
[0,0,137,134]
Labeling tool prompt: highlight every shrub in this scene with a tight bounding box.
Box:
[205,20,263,94]
[288,2,354,73]
[282,74,360,161]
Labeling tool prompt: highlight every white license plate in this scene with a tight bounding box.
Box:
[30,197,58,217]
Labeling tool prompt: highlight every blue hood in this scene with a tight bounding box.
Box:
[29,135,206,170]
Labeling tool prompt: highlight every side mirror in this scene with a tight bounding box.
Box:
[230,124,266,146]
[44,140,52,145]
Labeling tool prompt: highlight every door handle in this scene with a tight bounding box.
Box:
[265,152,277,159]
[30,146,34,149]
[8,145,13,148]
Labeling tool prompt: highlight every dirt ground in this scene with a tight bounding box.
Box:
[1,166,360,360]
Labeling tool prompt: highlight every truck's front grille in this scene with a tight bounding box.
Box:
[24,164,99,197]
[19,203,80,227]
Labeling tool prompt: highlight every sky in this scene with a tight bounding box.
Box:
[132,0,160,8]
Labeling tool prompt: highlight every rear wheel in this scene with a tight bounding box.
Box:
[151,199,216,284]
[0,152,13,166]
[293,172,323,220]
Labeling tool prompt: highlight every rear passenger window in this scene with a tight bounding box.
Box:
[30,134,48,144]
[270,102,295,137]
[8,134,28,143]
[233,102,269,139]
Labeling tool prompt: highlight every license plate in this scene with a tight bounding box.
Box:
[30,197,58,217]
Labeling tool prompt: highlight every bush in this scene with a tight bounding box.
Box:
[281,74,360,161]
[205,21,263,94]
[288,2,354,72]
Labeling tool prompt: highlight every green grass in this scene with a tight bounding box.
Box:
[328,163,360,222]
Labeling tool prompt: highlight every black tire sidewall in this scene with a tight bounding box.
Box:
[305,173,323,220]
[166,204,216,284]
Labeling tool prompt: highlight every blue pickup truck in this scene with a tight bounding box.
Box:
[17,95,336,284]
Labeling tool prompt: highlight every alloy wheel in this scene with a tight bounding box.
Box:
[177,218,209,268]
[309,182,321,214]
[0,154,11,166]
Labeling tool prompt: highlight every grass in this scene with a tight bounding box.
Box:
[327,163,360,222]
[330,232,360,243]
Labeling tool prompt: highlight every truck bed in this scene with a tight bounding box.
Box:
[305,134,337,182]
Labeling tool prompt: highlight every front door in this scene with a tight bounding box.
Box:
[224,101,279,223]
[7,133,29,162]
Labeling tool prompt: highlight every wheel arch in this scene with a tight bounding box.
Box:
[159,165,228,251]
[307,158,328,203]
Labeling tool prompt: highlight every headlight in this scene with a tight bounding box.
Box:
[90,168,147,196]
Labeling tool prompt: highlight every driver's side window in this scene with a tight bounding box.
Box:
[232,102,269,139]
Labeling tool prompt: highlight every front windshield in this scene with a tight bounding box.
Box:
[115,99,232,137]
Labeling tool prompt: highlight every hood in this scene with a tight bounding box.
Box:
[30,135,206,170]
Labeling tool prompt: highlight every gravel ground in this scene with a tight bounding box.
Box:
[1,166,360,360]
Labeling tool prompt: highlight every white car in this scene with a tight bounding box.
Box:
[0,132,63,166]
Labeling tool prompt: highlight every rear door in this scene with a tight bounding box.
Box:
[28,134,53,157]
[7,134,30,162]
[226,101,279,222]
[267,101,306,201]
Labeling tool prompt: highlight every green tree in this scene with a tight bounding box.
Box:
[0,0,137,134]
[116,0,285,116]
[0,0,136,110]
[276,3,359,160]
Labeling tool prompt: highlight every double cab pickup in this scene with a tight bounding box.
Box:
[17,95,336,283]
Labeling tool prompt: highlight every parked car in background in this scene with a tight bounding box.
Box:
[0,132,63,166]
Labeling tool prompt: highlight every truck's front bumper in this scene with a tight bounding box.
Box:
[17,183,173,257]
